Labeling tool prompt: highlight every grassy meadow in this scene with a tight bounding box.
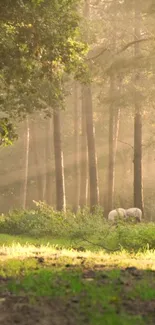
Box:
[0,203,155,324]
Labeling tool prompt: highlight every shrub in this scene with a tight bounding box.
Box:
[0,203,155,252]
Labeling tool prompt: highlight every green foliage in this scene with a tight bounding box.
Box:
[0,207,66,237]
[0,118,18,146]
[0,0,88,122]
[0,205,155,253]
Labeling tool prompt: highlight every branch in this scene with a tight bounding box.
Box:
[87,47,108,61]
[117,37,154,55]
[118,139,134,149]
[80,236,121,252]
[87,37,154,63]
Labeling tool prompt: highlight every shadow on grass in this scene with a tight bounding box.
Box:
[0,258,155,325]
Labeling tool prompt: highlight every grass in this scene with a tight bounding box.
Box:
[0,258,154,324]
[0,237,154,324]
[0,233,71,248]
[1,204,155,252]
[0,205,154,324]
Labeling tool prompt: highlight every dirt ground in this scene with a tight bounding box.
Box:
[0,268,155,325]
[0,292,155,325]
[0,295,81,325]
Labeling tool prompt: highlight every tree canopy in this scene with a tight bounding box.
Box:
[0,0,87,128]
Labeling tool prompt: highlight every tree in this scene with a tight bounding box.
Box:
[82,0,99,211]
[53,109,66,211]
[107,75,115,213]
[45,118,53,205]
[73,81,80,212]
[0,0,87,123]
[0,0,87,211]
[30,117,44,201]
[133,0,144,212]
[23,117,30,209]
[79,86,88,208]
[84,84,99,210]
[107,0,122,213]
[0,118,18,146]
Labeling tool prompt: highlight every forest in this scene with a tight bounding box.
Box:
[0,1,155,324]
[1,0,155,221]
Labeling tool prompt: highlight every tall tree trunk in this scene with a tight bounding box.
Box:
[106,74,122,215]
[106,0,118,214]
[104,105,121,217]
[79,86,88,208]
[84,84,99,210]
[53,109,66,212]
[42,122,46,201]
[113,77,122,204]
[73,81,80,212]
[114,108,121,163]
[45,118,53,205]
[79,0,90,210]
[133,1,144,213]
[107,76,115,213]
[83,0,99,210]
[114,77,122,159]
[23,117,30,209]
[30,118,44,201]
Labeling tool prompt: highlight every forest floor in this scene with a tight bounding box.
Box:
[0,235,154,325]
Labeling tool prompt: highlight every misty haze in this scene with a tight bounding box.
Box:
[0,1,155,325]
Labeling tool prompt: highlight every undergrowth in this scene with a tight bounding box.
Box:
[0,202,154,252]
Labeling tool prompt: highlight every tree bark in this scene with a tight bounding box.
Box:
[104,81,121,217]
[45,118,53,205]
[107,76,115,213]
[42,122,46,201]
[106,0,118,214]
[73,81,80,212]
[113,78,121,204]
[30,118,44,201]
[53,109,66,212]
[133,1,144,213]
[23,117,30,209]
[84,84,99,211]
[79,86,88,208]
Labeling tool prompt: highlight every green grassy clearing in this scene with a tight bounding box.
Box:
[0,238,154,325]
[0,206,155,324]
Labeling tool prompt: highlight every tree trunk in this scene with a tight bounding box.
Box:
[106,0,118,214]
[84,84,99,211]
[113,77,121,204]
[45,118,53,205]
[42,122,47,201]
[134,111,143,210]
[114,78,122,159]
[106,74,122,214]
[79,86,88,208]
[30,118,44,201]
[79,0,90,210]
[107,76,115,213]
[23,117,30,209]
[133,1,144,213]
[73,81,80,212]
[53,109,66,212]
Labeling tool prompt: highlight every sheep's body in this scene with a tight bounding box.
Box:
[108,207,142,223]
[125,208,142,222]
[108,208,126,222]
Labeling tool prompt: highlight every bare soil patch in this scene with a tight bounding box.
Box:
[0,295,81,325]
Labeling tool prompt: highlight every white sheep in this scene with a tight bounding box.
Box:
[125,208,142,223]
[108,208,126,222]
